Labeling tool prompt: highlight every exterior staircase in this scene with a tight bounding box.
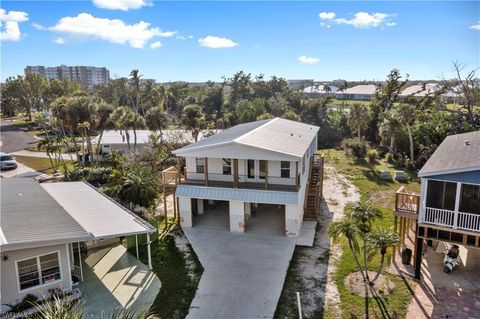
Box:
[304,154,324,220]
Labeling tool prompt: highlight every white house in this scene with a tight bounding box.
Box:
[170,118,321,237]
[93,129,219,154]
[336,84,378,101]
[0,179,156,311]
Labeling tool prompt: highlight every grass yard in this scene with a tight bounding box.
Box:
[321,149,420,318]
[14,155,75,174]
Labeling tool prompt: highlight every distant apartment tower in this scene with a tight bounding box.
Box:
[24,65,110,87]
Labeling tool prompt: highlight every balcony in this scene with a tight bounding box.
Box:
[393,186,420,219]
[423,207,480,232]
[182,171,299,192]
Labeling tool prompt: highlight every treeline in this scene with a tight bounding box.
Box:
[1,63,479,167]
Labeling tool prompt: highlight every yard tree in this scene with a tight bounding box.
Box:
[379,111,402,154]
[93,102,114,165]
[395,103,417,161]
[368,228,400,282]
[225,71,252,109]
[145,106,170,141]
[267,93,290,117]
[347,104,371,139]
[182,104,206,142]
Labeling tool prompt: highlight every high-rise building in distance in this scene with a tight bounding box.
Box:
[24,65,110,87]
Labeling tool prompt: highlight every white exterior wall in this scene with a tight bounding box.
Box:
[229,200,245,232]
[285,204,300,236]
[0,244,71,306]
[101,144,147,154]
[178,197,192,227]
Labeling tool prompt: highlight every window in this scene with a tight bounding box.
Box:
[426,180,456,211]
[223,159,232,175]
[281,161,290,178]
[196,158,205,173]
[247,160,255,179]
[17,252,61,291]
[460,184,480,215]
[259,161,266,180]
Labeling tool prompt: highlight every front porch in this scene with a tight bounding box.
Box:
[76,243,161,317]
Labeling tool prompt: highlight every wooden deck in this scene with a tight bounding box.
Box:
[182,179,298,192]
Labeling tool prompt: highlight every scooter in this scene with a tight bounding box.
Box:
[443,244,460,273]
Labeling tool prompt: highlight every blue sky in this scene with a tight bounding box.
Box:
[1,1,479,82]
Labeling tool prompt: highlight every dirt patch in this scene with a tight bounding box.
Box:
[344,271,395,297]
[276,165,360,319]
[368,190,394,209]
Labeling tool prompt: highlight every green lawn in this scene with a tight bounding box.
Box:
[14,155,75,174]
[134,224,203,319]
[322,149,419,318]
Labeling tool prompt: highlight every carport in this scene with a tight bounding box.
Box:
[247,203,285,236]
[193,199,230,231]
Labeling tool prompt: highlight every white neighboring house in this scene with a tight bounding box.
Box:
[302,84,338,97]
[336,84,378,101]
[0,179,156,310]
[170,118,321,237]
[93,129,219,154]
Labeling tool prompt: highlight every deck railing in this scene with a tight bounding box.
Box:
[394,186,420,214]
[422,207,480,232]
[161,166,181,186]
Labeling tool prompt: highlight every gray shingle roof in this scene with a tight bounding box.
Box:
[418,131,480,177]
[0,179,91,251]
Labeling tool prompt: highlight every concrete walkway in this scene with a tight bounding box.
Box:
[80,244,161,318]
[183,228,296,319]
[12,149,77,161]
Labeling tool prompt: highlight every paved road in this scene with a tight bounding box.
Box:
[0,122,37,153]
[183,228,296,319]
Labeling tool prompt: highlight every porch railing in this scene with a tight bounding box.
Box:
[71,264,82,281]
[395,186,420,214]
[423,207,480,232]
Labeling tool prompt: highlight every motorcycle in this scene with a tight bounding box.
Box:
[443,244,460,273]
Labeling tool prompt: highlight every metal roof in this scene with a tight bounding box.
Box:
[42,182,156,239]
[93,129,220,145]
[175,184,299,205]
[418,131,480,177]
[0,179,91,252]
[0,179,156,252]
[173,118,319,160]
[338,84,378,95]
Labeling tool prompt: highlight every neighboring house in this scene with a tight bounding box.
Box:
[93,129,219,154]
[169,118,321,237]
[394,131,480,279]
[302,84,338,97]
[336,84,378,101]
[0,179,156,309]
[400,83,459,102]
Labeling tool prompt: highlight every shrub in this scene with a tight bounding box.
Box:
[367,149,378,163]
[342,138,369,158]
[386,153,395,163]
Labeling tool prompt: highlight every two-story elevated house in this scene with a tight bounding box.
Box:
[165,118,322,237]
[412,131,480,278]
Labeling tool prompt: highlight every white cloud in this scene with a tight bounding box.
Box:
[150,40,161,49]
[177,34,194,40]
[53,37,65,44]
[49,13,175,48]
[92,0,151,11]
[319,11,395,29]
[32,22,47,30]
[0,9,29,41]
[320,22,331,29]
[470,23,480,31]
[319,12,335,20]
[198,35,238,48]
[298,55,320,65]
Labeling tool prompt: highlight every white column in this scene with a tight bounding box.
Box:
[178,197,193,227]
[245,202,252,219]
[135,234,139,259]
[197,199,204,214]
[285,204,299,237]
[65,243,73,288]
[453,182,462,229]
[77,242,84,282]
[147,233,152,270]
[229,200,245,232]
[419,178,428,223]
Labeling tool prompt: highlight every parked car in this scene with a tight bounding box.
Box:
[0,152,18,170]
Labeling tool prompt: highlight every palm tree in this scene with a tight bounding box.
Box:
[94,102,114,166]
[396,103,416,161]
[379,111,401,154]
[110,106,134,151]
[182,104,206,142]
[347,104,371,139]
[129,69,142,113]
[130,113,146,150]
[368,228,399,283]
[145,106,170,142]
[78,121,90,164]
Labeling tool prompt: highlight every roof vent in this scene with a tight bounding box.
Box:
[290,133,293,137]
[465,140,470,146]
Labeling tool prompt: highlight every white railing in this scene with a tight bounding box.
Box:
[423,207,455,227]
[457,212,480,232]
[423,207,480,232]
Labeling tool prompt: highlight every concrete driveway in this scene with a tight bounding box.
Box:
[183,228,296,319]
[0,163,37,178]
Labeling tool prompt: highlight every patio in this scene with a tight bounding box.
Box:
[79,244,161,317]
